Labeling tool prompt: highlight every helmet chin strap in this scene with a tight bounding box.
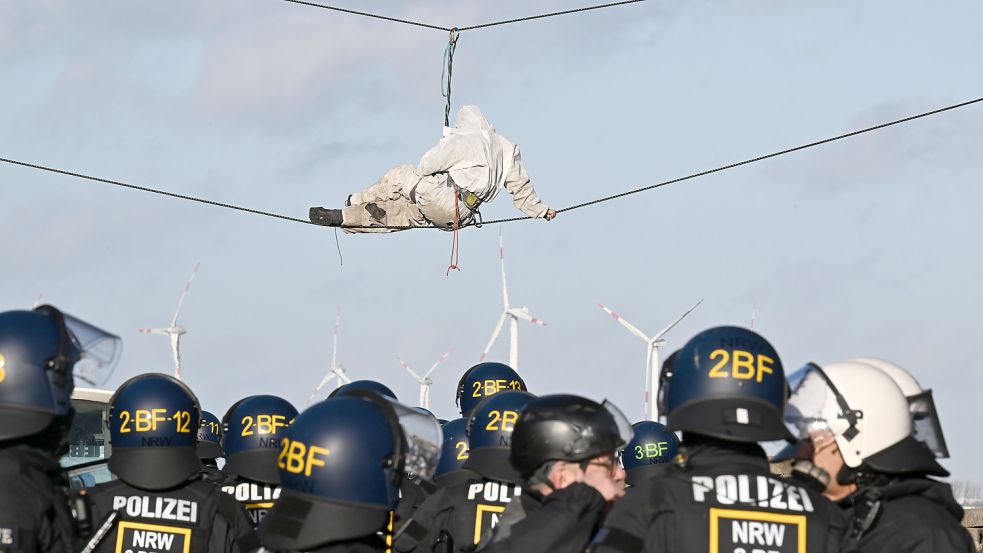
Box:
[528,460,558,492]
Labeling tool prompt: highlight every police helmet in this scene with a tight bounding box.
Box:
[258,391,441,551]
[0,306,83,441]
[329,379,398,400]
[463,391,535,483]
[665,326,792,442]
[222,395,298,484]
[434,418,470,484]
[621,421,680,485]
[106,373,202,490]
[196,410,223,460]
[456,362,526,417]
[510,394,633,480]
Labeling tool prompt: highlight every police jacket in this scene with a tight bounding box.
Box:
[395,477,521,553]
[220,475,281,528]
[589,440,846,553]
[0,445,77,553]
[87,477,259,553]
[842,476,974,553]
[393,477,436,539]
[480,482,606,553]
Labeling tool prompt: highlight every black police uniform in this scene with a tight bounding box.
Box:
[589,439,846,553]
[87,477,259,553]
[220,477,281,528]
[479,483,605,553]
[841,476,973,552]
[396,478,523,553]
[0,445,77,553]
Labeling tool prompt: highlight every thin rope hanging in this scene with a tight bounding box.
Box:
[441,29,459,127]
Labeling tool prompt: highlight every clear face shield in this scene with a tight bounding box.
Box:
[908,390,949,458]
[62,311,122,387]
[784,364,861,445]
[600,399,635,454]
[385,398,443,482]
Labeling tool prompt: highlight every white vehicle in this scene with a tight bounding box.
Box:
[62,387,114,489]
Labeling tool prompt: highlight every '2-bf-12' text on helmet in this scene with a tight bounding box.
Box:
[106,373,202,490]
[622,421,680,485]
[222,395,298,484]
[258,389,442,552]
[456,362,526,417]
[464,390,536,483]
[665,326,792,443]
[509,394,633,480]
[784,361,947,477]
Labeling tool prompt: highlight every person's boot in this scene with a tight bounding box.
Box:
[309,207,344,226]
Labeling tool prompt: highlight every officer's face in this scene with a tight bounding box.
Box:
[552,453,627,502]
[807,430,856,501]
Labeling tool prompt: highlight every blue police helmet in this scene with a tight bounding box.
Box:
[666,326,792,443]
[222,395,297,484]
[435,418,470,483]
[456,362,527,418]
[622,421,680,485]
[106,373,202,490]
[329,379,398,400]
[0,306,82,441]
[196,410,223,460]
[259,392,442,551]
[464,390,536,483]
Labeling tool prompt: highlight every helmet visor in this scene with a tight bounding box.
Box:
[387,399,443,482]
[908,390,949,458]
[600,400,634,452]
[62,311,121,387]
[784,364,860,442]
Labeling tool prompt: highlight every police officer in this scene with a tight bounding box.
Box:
[784,360,973,552]
[258,388,442,552]
[589,326,844,553]
[433,418,477,489]
[395,391,535,553]
[0,306,97,553]
[455,363,526,418]
[86,373,258,553]
[480,394,631,553]
[621,422,679,486]
[197,411,224,484]
[220,395,297,527]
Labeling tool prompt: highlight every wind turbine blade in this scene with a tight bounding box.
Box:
[499,229,510,309]
[480,313,508,362]
[170,334,182,380]
[399,356,424,380]
[139,327,169,336]
[170,262,200,327]
[598,304,649,342]
[332,307,341,369]
[510,308,547,326]
[750,304,757,330]
[652,298,705,341]
[424,348,453,378]
[33,293,43,309]
[309,373,338,404]
[336,365,352,385]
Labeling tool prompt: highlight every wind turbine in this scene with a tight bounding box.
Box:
[479,229,546,371]
[399,349,453,409]
[598,299,703,420]
[308,308,352,404]
[139,263,200,380]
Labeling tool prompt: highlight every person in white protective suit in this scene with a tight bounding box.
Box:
[308,106,557,232]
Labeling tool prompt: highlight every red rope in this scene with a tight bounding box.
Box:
[446,192,461,275]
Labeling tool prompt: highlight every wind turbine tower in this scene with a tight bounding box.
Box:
[480,230,546,371]
[139,263,200,380]
[399,349,453,409]
[308,308,352,404]
[598,299,703,420]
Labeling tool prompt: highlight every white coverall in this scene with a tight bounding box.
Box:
[341,106,552,233]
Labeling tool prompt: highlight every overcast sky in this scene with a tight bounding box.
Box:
[2,1,981,480]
